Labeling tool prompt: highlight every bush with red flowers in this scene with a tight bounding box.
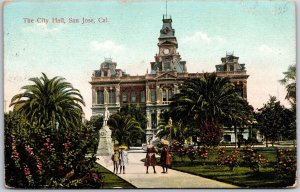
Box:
[186,147,197,163]
[5,112,103,188]
[274,149,296,185]
[242,146,267,173]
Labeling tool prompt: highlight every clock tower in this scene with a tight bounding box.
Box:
[150,15,187,74]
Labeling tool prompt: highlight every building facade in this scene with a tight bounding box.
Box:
[89,15,249,143]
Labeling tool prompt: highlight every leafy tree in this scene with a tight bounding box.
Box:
[156,111,190,143]
[5,74,103,188]
[119,104,147,144]
[10,73,85,131]
[255,96,288,147]
[279,65,296,109]
[85,115,103,153]
[170,73,251,146]
[108,112,144,147]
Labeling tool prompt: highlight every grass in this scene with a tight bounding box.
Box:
[93,163,135,189]
[169,147,296,188]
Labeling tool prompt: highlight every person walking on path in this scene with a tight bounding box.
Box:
[112,149,120,174]
[160,140,171,173]
[144,137,157,174]
[119,145,128,174]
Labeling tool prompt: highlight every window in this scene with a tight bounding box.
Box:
[109,90,115,104]
[151,89,156,102]
[162,90,167,101]
[131,91,136,103]
[97,90,104,104]
[164,62,170,71]
[168,89,172,100]
[122,92,127,103]
[230,65,234,71]
[141,90,145,102]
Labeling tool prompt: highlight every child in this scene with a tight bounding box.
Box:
[111,149,120,174]
[119,146,128,174]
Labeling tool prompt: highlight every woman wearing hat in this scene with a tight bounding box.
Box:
[160,140,171,173]
[144,137,157,174]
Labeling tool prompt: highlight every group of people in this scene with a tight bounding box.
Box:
[144,138,171,174]
[111,138,171,175]
[111,146,128,174]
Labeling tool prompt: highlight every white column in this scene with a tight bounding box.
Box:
[92,87,97,105]
[115,86,120,105]
[146,85,150,103]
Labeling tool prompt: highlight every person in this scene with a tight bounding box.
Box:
[111,149,119,174]
[144,137,156,174]
[160,142,171,173]
[119,146,128,174]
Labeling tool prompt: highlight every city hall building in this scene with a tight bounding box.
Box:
[89,15,249,143]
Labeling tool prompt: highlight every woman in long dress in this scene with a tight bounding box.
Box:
[144,138,156,174]
[160,144,171,173]
[119,147,128,174]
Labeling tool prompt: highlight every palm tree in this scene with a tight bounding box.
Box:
[279,65,296,109]
[170,73,251,146]
[108,112,143,146]
[10,73,85,131]
[156,111,190,143]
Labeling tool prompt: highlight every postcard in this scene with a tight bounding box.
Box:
[3,0,297,189]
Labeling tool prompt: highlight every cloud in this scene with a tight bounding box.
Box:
[22,23,62,34]
[181,31,226,45]
[90,40,124,53]
[258,44,282,55]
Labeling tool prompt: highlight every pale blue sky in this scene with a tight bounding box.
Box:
[4,0,296,119]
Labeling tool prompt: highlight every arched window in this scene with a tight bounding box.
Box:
[140,90,145,102]
[97,90,104,104]
[122,92,127,103]
[131,91,136,103]
[109,90,115,104]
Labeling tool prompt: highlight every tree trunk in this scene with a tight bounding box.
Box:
[265,138,268,147]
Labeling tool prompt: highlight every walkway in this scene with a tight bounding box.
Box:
[96,151,238,188]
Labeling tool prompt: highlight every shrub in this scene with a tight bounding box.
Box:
[242,146,267,173]
[274,149,296,186]
[216,149,240,171]
[186,147,197,163]
[197,147,209,165]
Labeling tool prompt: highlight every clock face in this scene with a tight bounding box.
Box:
[163,48,170,55]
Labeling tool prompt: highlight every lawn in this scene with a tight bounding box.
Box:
[168,147,296,188]
[93,163,135,189]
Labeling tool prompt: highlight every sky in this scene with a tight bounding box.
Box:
[4,0,296,119]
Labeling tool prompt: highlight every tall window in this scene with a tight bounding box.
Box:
[141,90,145,102]
[168,88,172,100]
[162,90,167,102]
[122,92,127,103]
[109,90,115,104]
[151,89,156,102]
[97,90,104,104]
[131,91,136,103]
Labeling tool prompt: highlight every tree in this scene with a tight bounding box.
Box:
[156,111,190,143]
[255,96,287,147]
[10,73,85,132]
[85,115,103,153]
[5,74,103,188]
[279,64,296,108]
[108,112,144,147]
[170,73,251,146]
[119,104,147,144]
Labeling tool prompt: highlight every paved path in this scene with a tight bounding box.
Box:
[96,151,238,188]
